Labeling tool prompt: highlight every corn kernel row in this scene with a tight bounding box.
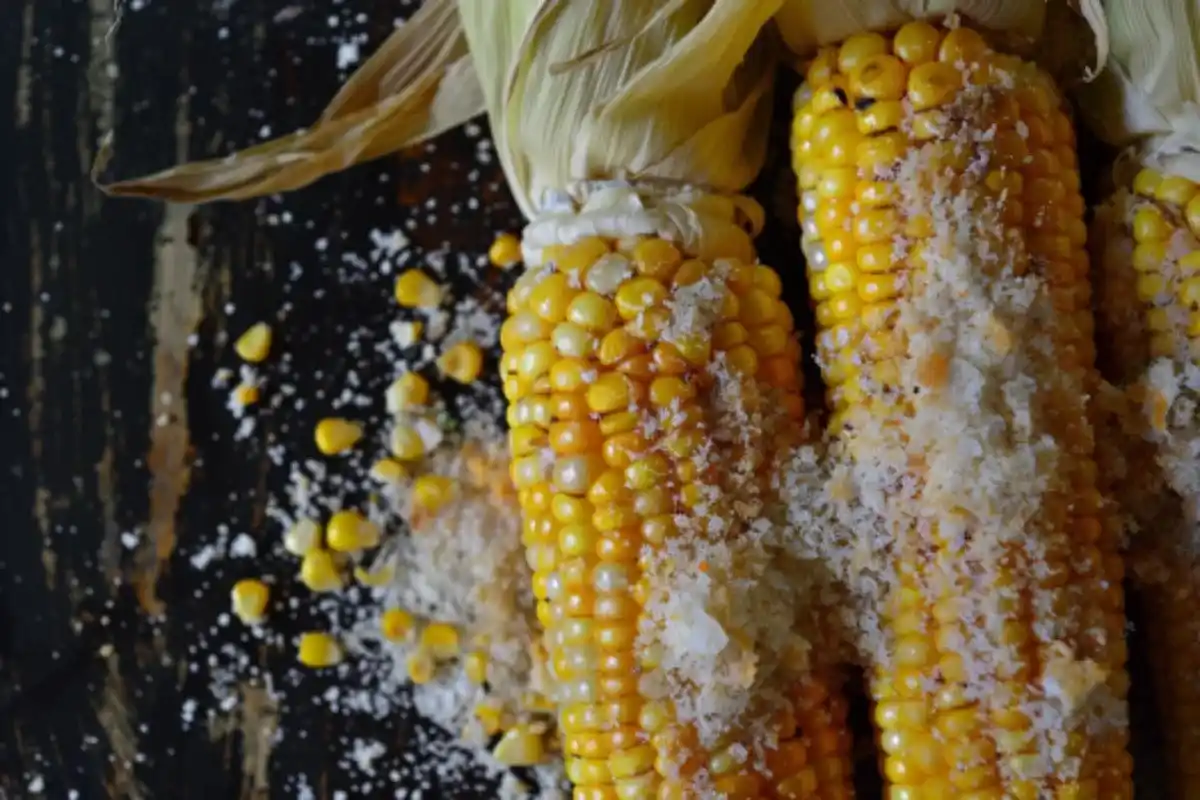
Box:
[792,20,1131,799]
[502,230,855,799]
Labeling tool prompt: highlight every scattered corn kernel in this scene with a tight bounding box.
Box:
[438,341,485,384]
[387,372,430,412]
[412,475,457,516]
[297,632,343,668]
[234,322,272,363]
[407,648,436,684]
[381,608,416,641]
[369,458,408,484]
[390,425,427,461]
[475,702,505,735]
[488,232,522,269]
[299,549,343,593]
[492,725,545,767]
[353,563,394,587]
[232,383,260,406]
[421,622,460,660]
[394,269,443,309]
[314,417,363,456]
[284,518,321,557]
[464,650,488,684]
[230,578,269,625]
[326,509,381,553]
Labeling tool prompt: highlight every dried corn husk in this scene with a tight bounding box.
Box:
[458,0,781,217]
[1077,0,1200,182]
[774,0,1106,80]
[94,0,483,202]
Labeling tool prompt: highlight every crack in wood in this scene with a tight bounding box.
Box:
[96,651,144,800]
[135,199,204,618]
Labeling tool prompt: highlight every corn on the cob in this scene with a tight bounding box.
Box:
[791,21,1132,799]
[1092,165,1200,797]
[502,232,855,799]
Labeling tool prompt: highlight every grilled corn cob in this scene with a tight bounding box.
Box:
[1092,165,1200,797]
[502,232,855,799]
[791,21,1132,799]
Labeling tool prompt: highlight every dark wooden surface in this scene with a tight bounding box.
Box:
[0,1,526,797]
[0,2,1161,799]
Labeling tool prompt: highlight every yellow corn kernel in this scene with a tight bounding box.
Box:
[230,578,270,624]
[421,622,460,660]
[475,702,505,735]
[326,509,381,553]
[353,563,394,587]
[387,372,430,412]
[407,648,436,684]
[390,425,426,461]
[283,517,321,557]
[464,650,489,684]
[1186,193,1200,236]
[1133,168,1163,197]
[394,269,442,308]
[297,632,343,668]
[381,608,416,641]
[299,549,343,593]
[493,725,545,767]
[893,20,941,65]
[1155,175,1198,206]
[314,417,363,456]
[412,475,456,516]
[1133,207,1171,242]
[234,322,272,363]
[908,61,962,111]
[232,383,260,406]
[631,238,682,281]
[489,232,522,269]
[438,341,484,384]
[370,458,408,484]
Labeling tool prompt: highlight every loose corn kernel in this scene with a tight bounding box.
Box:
[464,650,489,684]
[326,509,381,553]
[232,383,260,406]
[387,372,430,412]
[421,622,460,659]
[475,701,505,735]
[370,458,408,484]
[230,578,270,624]
[297,632,343,668]
[314,417,363,455]
[493,725,545,767]
[381,608,416,641]
[390,425,426,461]
[234,322,272,363]
[407,648,436,684]
[299,549,343,593]
[283,517,321,557]
[412,475,456,516]
[488,232,522,269]
[394,269,442,308]
[353,563,394,587]
[438,341,484,384]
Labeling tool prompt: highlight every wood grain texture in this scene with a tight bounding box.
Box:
[0,1,523,797]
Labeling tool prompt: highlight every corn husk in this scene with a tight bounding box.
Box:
[457,0,782,224]
[94,0,483,202]
[1077,0,1200,183]
[774,0,1106,80]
